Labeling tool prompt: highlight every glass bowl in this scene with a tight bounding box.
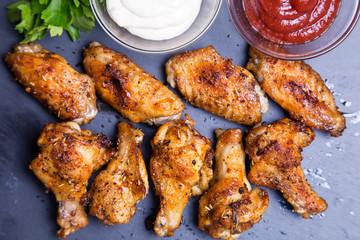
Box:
[90,0,223,54]
[227,0,360,60]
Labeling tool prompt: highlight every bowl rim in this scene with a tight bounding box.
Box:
[90,0,223,54]
[226,0,360,60]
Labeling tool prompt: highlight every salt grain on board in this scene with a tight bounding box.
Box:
[304,168,331,190]
[319,182,331,189]
[325,152,333,157]
[340,98,352,107]
[344,111,360,124]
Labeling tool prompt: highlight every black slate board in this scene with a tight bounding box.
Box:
[1,1,360,240]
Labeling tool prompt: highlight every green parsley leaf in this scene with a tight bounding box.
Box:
[41,0,71,28]
[39,0,49,4]
[31,0,47,14]
[7,0,97,43]
[66,25,81,41]
[72,15,94,33]
[21,25,47,43]
[15,3,35,33]
[33,12,43,28]
[49,25,63,36]
[80,0,90,7]
[68,1,83,17]
[7,1,28,23]
[73,0,80,8]
[82,4,95,21]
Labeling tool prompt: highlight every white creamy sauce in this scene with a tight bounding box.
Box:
[107,0,202,40]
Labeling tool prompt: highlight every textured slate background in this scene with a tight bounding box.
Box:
[0,1,359,240]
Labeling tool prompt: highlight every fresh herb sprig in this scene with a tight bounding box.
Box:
[7,0,97,43]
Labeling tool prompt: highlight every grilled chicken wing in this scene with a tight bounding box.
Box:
[246,118,328,218]
[83,41,184,125]
[165,46,268,125]
[5,43,97,124]
[246,47,345,137]
[199,129,269,240]
[150,114,214,237]
[29,122,115,238]
[89,121,148,225]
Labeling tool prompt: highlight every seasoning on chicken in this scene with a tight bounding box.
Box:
[5,43,97,124]
[199,129,269,240]
[165,46,268,125]
[83,41,184,125]
[246,118,328,218]
[150,114,214,237]
[89,121,148,225]
[29,122,115,238]
[246,47,345,137]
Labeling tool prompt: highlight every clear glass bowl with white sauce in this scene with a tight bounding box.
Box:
[90,0,223,54]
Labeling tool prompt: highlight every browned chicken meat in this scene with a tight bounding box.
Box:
[89,121,148,225]
[150,114,214,237]
[5,43,97,124]
[199,129,269,240]
[165,46,268,125]
[83,41,184,125]
[246,118,328,219]
[29,122,115,238]
[246,47,345,137]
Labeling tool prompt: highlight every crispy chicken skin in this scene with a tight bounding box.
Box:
[89,121,148,225]
[5,43,97,124]
[29,122,115,238]
[83,41,184,125]
[150,114,214,237]
[246,47,345,137]
[199,129,269,240]
[246,118,328,218]
[165,46,268,125]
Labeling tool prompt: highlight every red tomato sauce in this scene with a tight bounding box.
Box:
[243,0,341,44]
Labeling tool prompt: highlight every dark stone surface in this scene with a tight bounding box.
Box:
[0,1,359,240]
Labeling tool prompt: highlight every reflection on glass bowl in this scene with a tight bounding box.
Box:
[227,0,360,60]
[90,0,223,54]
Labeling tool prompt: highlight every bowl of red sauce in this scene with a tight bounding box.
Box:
[227,0,360,60]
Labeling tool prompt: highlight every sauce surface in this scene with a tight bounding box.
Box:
[107,0,202,41]
[243,0,341,44]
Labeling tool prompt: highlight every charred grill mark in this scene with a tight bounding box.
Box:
[256,148,266,156]
[103,64,136,110]
[95,135,114,149]
[286,81,319,107]
[198,68,221,87]
[254,137,302,169]
[224,61,235,79]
